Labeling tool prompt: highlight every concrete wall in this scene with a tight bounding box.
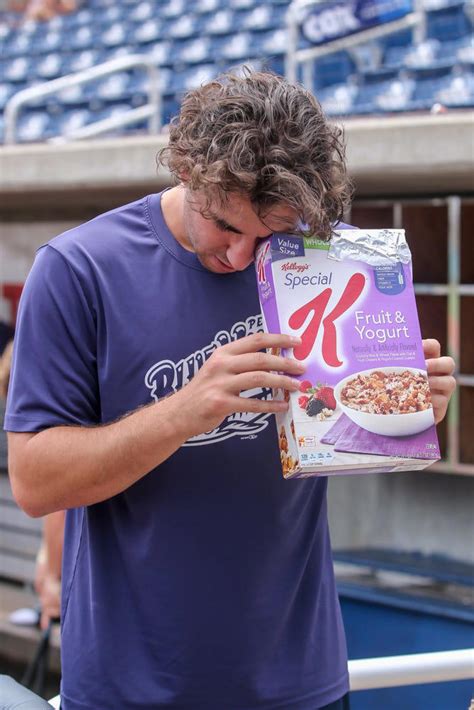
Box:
[327,470,474,563]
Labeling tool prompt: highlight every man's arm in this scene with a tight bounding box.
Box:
[8,333,304,517]
[35,510,65,629]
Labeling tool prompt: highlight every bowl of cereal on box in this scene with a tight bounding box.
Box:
[334,367,434,437]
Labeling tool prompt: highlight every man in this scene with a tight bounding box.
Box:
[5,71,455,710]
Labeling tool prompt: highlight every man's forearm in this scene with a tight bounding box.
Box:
[43,510,65,578]
[10,389,195,516]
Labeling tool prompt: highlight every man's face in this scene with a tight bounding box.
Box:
[182,188,299,274]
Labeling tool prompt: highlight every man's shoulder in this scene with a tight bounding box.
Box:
[46,195,152,264]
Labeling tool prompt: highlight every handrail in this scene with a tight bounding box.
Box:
[348,648,474,690]
[48,648,474,705]
[4,54,161,145]
[285,0,426,86]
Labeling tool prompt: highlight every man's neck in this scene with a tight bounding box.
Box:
[160,185,193,252]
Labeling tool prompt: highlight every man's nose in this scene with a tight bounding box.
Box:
[226,237,257,271]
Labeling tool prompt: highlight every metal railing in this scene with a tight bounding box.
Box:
[47,648,474,707]
[348,648,474,691]
[285,0,426,88]
[3,55,161,146]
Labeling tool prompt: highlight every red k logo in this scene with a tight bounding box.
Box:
[289,273,365,366]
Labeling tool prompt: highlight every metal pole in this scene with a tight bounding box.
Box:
[447,195,462,471]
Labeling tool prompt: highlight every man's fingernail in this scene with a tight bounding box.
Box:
[290,336,302,345]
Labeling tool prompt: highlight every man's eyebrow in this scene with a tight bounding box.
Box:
[211,214,243,234]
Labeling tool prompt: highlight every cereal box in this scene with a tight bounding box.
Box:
[255,229,440,478]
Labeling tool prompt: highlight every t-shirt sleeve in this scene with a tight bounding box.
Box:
[4,245,100,432]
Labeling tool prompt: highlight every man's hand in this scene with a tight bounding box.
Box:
[423,339,456,424]
[178,333,305,437]
[38,572,61,630]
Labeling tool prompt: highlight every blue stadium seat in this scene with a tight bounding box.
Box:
[36,53,64,81]
[4,29,36,58]
[4,57,31,83]
[161,0,187,20]
[54,107,90,139]
[145,40,174,67]
[165,14,200,39]
[410,64,455,109]
[313,51,356,90]
[211,32,254,62]
[239,3,288,31]
[68,25,96,51]
[171,64,219,95]
[202,9,235,35]
[440,35,474,63]
[434,66,474,107]
[425,0,472,41]
[0,82,17,111]
[352,68,403,114]
[228,0,259,8]
[318,83,358,117]
[102,22,128,48]
[128,1,156,23]
[133,18,162,45]
[375,76,416,112]
[194,0,224,14]
[17,109,54,142]
[66,49,101,74]
[174,37,213,65]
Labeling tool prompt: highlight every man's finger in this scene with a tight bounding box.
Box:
[428,375,457,395]
[224,332,301,355]
[426,356,455,376]
[228,352,305,376]
[422,338,441,359]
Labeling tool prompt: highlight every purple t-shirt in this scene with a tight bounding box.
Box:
[5,193,349,710]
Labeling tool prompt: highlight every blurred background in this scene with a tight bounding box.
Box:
[0,0,473,707]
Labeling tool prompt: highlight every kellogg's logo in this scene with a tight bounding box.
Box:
[281,262,310,273]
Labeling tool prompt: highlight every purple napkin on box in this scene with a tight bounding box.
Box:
[320,414,353,445]
[321,414,440,460]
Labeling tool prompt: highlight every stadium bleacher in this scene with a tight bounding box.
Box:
[0,0,472,142]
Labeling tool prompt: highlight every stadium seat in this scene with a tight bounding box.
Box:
[165,14,200,39]
[425,0,472,41]
[211,32,254,62]
[434,67,474,107]
[318,83,358,117]
[202,9,235,35]
[145,40,174,67]
[133,18,162,45]
[313,52,356,91]
[410,64,456,109]
[194,0,224,13]
[17,109,53,142]
[174,37,213,65]
[36,53,63,81]
[4,57,31,83]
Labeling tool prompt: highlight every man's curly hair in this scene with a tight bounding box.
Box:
[159,69,352,240]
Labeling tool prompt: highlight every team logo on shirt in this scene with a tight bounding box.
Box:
[144,315,271,446]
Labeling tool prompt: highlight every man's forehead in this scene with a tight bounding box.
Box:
[219,194,299,231]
